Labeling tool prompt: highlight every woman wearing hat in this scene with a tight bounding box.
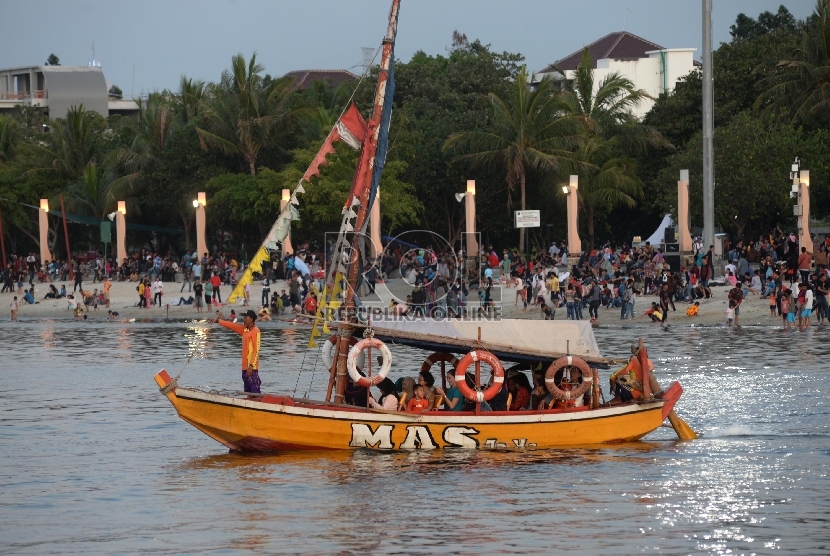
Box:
[216,309,262,394]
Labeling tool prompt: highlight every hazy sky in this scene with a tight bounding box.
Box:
[0,0,815,96]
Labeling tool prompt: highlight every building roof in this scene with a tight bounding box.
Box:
[283,69,359,89]
[540,31,665,73]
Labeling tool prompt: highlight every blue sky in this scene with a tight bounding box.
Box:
[0,0,815,96]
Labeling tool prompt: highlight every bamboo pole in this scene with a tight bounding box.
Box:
[60,194,73,281]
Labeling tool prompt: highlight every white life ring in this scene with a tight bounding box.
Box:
[347,338,392,387]
[322,335,363,370]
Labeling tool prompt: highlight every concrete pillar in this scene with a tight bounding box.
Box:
[799,170,811,251]
[195,192,207,260]
[280,189,293,256]
[38,199,50,264]
[465,180,478,257]
[678,169,693,252]
[370,188,381,259]
[566,175,581,256]
[116,201,127,264]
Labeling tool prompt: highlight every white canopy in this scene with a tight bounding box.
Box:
[644,214,675,246]
[364,317,609,364]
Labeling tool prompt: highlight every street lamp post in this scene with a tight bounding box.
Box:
[564,175,581,256]
[116,201,127,263]
[39,199,51,265]
[194,192,207,260]
[280,189,293,256]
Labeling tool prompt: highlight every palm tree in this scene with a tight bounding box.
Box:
[28,105,99,179]
[756,0,830,126]
[115,92,177,178]
[0,114,19,161]
[58,162,138,218]
[197,52,304,175]
[172,75,205,126]
[561,48,670,247]
[443,66,578,253]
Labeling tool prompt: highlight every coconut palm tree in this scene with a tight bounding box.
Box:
[58,162,138,218]
[28,105,100,179]
[756,0,830,126]
[196,52,304,175]
[172,76,205,126]
[116,92,177,177]
[443,66,578,253]
[561,48,670,247]
[0,114,19,162]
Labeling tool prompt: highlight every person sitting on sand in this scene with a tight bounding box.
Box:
[257,306,272,322]
[22,288,36,305]
[106,310,120,320]
[686,301,700,317]
[644,302,663,322]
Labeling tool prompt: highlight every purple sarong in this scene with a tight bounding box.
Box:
[242,370,262,393]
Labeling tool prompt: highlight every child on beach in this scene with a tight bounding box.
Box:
[781,290,794,330]
[686,301,700,317]
[769,291,777,318]
[406,384,430,413]
[726,301,735,327]
[10,296,18,321]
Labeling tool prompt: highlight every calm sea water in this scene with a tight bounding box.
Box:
[1,319,828,554]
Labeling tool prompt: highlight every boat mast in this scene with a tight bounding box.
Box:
[333,0,400,404]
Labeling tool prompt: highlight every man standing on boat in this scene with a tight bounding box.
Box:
[216,309,262,394]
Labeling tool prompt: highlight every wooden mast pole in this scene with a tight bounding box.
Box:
[333,0,401,404]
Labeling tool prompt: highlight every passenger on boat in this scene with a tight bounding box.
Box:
[406,385,430,412]
[488,377,509,411]
[507,372,532,411]
[418,370,436,405]
[550,366,590,408]
[345,372,368,407]
[369,378,398,411]
[531,371,550,409]
[608,354,646,405]
[435,373,463,411]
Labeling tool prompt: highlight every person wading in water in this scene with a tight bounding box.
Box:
[216,309,262,395]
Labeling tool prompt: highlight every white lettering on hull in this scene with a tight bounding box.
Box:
[349,424,395,449]
[400,426,437,450]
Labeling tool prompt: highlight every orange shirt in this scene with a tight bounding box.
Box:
[219,320,261,369]
[406,398,429,412]
[104,280,111,293]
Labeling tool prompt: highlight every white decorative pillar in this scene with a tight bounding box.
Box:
[38,199,51,264]
[799,170,811,251]
[678,169,693,252]
[195,192,207,260]
[280,189,293,256]
[116,201,127,263]
[565,175,581,256]
[465,180,478,257]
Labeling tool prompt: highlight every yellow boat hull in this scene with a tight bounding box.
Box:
[156,371,678,452]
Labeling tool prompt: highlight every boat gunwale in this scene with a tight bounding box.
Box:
[173,387,665,425]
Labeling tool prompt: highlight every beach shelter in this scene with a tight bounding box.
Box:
[643,214,675,246]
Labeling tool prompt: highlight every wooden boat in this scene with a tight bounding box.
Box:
[154,0,697,452]
[154,319,694,451]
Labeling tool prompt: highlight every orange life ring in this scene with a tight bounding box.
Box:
[545,355,593,402]
[454,350,505,403]
[420,352,459,374]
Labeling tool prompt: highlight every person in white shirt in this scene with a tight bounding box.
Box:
[800,283,814,331]
[153,278,164,306]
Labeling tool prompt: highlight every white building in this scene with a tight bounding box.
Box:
[0,65,138,118]
[536,31,698,120]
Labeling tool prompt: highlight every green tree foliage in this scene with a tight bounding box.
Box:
[757,0,830,128]
[45,53,60,66]
[730,5,797,40]
[108,85,123,99]
[0,115,20,162]
[28,105,107,179]
[444,66,577,253]
[197,52,306,175]
[561,48,669,248]
[655,112,830,239]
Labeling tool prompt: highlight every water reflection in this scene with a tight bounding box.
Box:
[0,321,828,554]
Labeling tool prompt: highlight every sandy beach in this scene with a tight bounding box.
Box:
[3,274,795,329]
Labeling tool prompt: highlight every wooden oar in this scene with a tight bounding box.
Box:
[668,410,698,440]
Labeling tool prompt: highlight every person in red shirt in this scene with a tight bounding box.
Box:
[797,247,813,284]
[303,292,318,315]
[210,272,222,304]
[507,373,532,411]
[217,309,262,393]
[406,385,430,412]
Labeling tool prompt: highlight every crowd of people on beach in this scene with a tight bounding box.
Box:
[3,228,829,329]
